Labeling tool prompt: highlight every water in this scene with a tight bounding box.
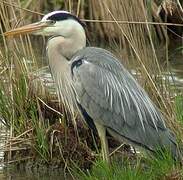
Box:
[0,171,72,180]
[169,59,183,90]
[0,124,7,178]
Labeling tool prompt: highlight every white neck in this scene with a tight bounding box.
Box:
[46,27,86,114]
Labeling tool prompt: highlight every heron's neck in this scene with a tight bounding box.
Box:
[46,34,84,114]
[47,37,69,76]
[47,30,86,60]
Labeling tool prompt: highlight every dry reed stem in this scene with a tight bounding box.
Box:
[5,156,33,164]
[8,128,33,141]
[37,97,63,117]
[0,138,32,149]
[82,19,183,26]
[2,147,31,151]
[0,1,44,15]
[109,143,125,156]
[1,1,183,27]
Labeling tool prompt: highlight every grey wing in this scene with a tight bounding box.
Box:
[71,47,177,153]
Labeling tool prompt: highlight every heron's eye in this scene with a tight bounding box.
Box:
[48,20,56,25]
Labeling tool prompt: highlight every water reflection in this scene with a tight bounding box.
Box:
[0,123,6,171]
[0,170,72,180]
[168,53,183,90]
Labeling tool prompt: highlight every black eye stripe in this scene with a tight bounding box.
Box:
[47,13,85,27]
[48,20,56,25]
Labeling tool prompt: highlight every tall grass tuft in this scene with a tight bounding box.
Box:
[31,103,50,161]
[77,151,182,180]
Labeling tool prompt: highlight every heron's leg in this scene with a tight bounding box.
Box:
[95,122,109,163]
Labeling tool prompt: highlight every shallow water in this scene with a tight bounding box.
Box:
[0,171,72,180]
[0,124,6,170]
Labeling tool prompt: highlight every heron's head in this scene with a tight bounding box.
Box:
[4,11,85,39]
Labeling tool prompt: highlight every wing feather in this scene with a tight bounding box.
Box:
[72,48,167,129]
[71,47,177,151]
[71,47,177,158]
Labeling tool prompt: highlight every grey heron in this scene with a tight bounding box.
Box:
[5,10,180,162]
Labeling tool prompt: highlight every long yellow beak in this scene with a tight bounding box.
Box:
[4,22,48,37]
